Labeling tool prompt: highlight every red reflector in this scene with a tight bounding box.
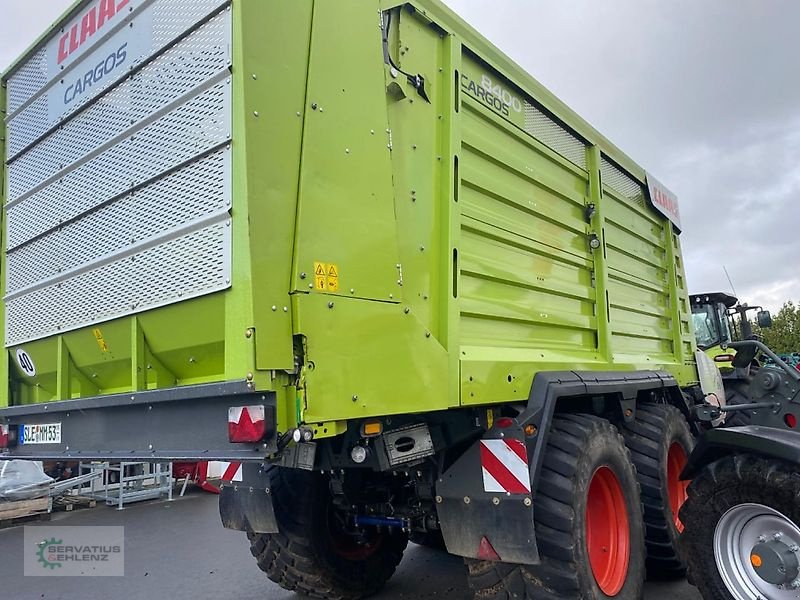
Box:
[228,406,266,443]
[785,414,797,429]
[477,536,501,561]
[0,424,8,449]
[495,417,514,429]
[714,354,735,363]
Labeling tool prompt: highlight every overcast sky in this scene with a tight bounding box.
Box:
[2,1,799,312]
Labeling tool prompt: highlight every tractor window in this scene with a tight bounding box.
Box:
[717,304,733,344]
[692,304,721,349]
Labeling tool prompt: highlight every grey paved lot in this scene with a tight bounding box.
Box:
[0,490,700,600]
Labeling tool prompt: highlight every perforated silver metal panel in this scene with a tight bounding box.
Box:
[4,0,233,346]
[5,220,231,345]
[600,156,646,208]
[5,0,231,157]
[7,11,232,196]
[7,149,231,293]
[523,101,587,170]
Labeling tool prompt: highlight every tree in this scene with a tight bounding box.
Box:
[759,301,800,354]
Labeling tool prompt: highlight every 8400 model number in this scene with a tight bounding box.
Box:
[20,423,62,445]
[461,73,524,118]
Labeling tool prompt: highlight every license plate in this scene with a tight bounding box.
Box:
[19,423,62,445]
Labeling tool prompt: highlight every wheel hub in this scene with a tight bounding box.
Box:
[714,503,800,599]
[750,539,800,585]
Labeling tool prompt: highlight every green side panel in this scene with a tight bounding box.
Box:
[292,0,402,303]
[296,293,449,423]
[234,0,313,370]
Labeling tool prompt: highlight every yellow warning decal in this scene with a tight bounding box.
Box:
[326,263,339,292]
[313,262,340,292]
[486,409,494,430]
[314,262,327,291]
[92,328,109,353]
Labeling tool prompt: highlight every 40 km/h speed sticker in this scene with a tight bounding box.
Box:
[16,349,36,377]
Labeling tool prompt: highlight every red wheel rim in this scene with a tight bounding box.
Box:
[586,466,630,596]
[666,442,689,532]
[325,506,383,561]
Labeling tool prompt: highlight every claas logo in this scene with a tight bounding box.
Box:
[57,0,130,64]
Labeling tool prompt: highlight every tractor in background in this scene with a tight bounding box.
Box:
[681,338,800,599]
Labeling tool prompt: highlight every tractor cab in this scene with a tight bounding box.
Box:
[691,292,773,372]
[691,293,738,351]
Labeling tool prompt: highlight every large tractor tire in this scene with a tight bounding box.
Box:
[721,381,753,427]
[466,414,645,600]
[247,468,408,600]
[681,454,800,600]
[622,404,694,578]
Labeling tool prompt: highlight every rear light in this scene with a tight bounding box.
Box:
[495,417,514,429]
[0,424,8,449]
[228,405,267,443]
[785,414,797,429]
[360,421,383,437]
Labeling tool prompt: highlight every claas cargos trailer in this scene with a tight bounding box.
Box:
[1,0,721,597]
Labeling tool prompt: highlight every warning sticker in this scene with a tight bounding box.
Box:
[93,328,109,353]
[480,439,531,495]
[313,262,340,292]
[326,264,339,292]
[314,262,327,291]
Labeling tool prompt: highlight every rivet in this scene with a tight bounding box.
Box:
[435,495,443,504]
[253,111,259,117]
[426,332,431,338]
[328,302,335,309]
[272,306,277,311]
[492,497,500,506]
[148,444,153,451]
[252,74,257,80]
[300,272,307,279]
[283,307,288,312]
[524,498,532,507]
[352,395,359,402]
[311,103,318,110]
[463,496,471,505]
[245,329,253,338]
[404,307,410,314]
[246,372,254,381]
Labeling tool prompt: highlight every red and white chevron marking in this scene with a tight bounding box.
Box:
[480,439,531,494]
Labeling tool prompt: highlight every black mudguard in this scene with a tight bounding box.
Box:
[437,369,681,565]
[682,426,800,480]
[219,463,278,533]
